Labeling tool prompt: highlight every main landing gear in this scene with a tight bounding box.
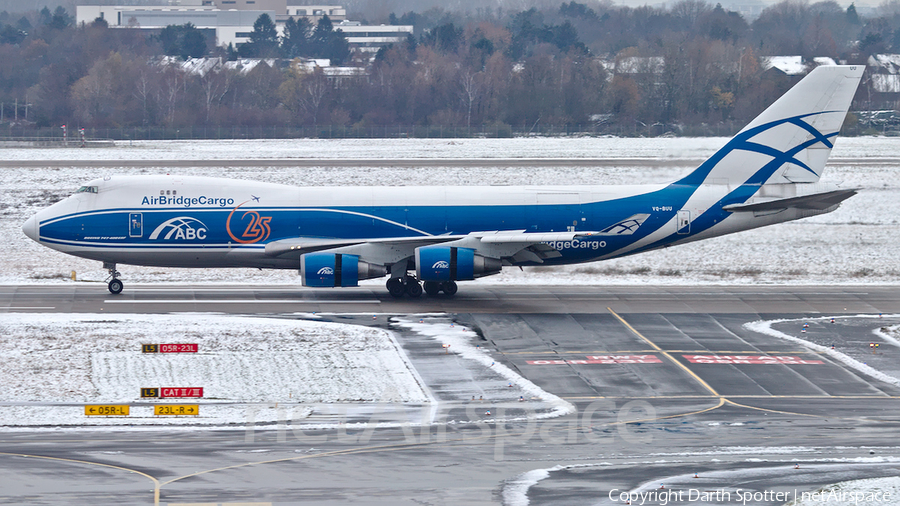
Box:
[104,262,123,294]
[387,277,457,298]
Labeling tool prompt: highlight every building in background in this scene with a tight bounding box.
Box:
[75,2,406,50]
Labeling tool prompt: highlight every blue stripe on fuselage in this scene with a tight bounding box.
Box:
[38,183,699,265]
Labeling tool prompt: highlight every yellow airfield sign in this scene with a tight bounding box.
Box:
[84,405,130,416]
[154,405,199,416]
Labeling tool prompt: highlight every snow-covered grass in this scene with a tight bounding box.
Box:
[0,313,428,426]
[0,313,574,429]
[4,136,900,286]
[0,136,730,161]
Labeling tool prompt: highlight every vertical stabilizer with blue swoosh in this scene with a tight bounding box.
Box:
[677,65,864,187]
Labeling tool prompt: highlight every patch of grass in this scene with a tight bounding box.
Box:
[703,268,765,278]
[29,272,69,280]
[657,268,682,276]
[572,265,652,276]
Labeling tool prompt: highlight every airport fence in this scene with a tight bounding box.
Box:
[0,121,872,142]
[0,122,747,141]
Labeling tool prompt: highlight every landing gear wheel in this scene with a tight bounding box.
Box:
[423,281,441,296]
[406,280,423,298]
[442,281,458,296]
[108,278,124,295]
[387,278,406,298]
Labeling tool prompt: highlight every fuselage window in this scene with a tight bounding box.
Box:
[76,186,98,194]
[160,190,165,195]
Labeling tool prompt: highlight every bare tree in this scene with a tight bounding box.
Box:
[459,68,481,129]
[671,0,712,27]
[200,65,234,124]
[133,67,156,126]
[301,68,329,129]
[161,68,182,126]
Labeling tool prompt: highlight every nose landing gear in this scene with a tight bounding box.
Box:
[104,262,123,294]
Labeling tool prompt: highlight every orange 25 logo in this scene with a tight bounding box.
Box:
[226,200,272,244]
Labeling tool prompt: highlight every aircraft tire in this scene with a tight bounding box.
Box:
[387,278,405,298]
[108,279,124,295]
[442,281,458,296]
[406,280,423,298]
[423,281,441,296]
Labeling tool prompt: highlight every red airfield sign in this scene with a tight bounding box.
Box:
[682,355,823,365]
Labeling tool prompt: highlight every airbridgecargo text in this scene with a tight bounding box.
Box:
[141,196,235,207]
[545,240,606,250]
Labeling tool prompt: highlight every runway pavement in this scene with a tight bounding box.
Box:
[1,284,900,505]
[1,283,898,314]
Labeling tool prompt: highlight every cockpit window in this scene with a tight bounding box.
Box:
[76,186,98,194]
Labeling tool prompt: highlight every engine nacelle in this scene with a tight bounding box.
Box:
[300,253,386,287]
[415,245,501,282]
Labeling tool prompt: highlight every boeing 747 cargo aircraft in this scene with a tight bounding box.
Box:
[23,65,864,297]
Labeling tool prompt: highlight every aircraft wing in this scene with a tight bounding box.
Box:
[722,189,857,212]
[265,230,600,266]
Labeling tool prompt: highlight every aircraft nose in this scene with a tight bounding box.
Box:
[22,214,38,242]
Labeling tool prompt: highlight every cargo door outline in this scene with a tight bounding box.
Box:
[676,210,690,235]
[129,213,143,237]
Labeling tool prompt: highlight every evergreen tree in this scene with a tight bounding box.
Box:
[247,13,279,57]
[49,6,72,30]
[159,24,182,56]
[180,25,207,59]
[282,16,312,58]
[423,23,463,53]
[38,7,51,26]
[0,24,25,45]
[158,24,207,59]
[310,16,349,64]
[15,15,29,32]
[846,3,860,25]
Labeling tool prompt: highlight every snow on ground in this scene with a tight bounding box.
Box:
[394,316,574,420]
[501,460,900,506]
[0,136,729,161]
[0,313,429,426]
[503,467,558,506]
[745,314,900,387]
[4,136,900,286]
[0,313,571,429]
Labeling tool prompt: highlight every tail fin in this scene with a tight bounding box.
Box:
[678,65,865,186]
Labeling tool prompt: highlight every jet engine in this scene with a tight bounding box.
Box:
[415,245,501,282]
[300,253,386,287]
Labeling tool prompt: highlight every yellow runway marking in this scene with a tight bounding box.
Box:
[608,307,720,396]
[0,452,161,503]
[4,311,897,505]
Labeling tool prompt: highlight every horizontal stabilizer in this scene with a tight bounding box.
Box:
[722,189,857,212]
